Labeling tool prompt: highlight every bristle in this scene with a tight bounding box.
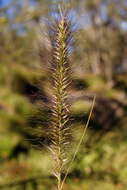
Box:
[48,11,72,188]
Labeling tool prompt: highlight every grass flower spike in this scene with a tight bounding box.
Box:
[48,9,72,190]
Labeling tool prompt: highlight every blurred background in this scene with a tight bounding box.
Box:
[0,0,127,189]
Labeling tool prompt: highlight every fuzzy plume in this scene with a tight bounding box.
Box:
[48,10,72,189]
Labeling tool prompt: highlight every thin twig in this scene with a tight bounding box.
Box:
[60,95,96,190]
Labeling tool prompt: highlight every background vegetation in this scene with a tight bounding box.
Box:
[0,0,127,189]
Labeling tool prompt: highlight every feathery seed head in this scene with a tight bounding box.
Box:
[48,9,73,185]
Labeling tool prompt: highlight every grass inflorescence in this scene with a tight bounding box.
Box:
[36,7,95,190]
[48,10,73,190]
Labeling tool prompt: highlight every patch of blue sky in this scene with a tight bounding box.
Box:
[78,12,91,29]
[100,3,109,22]
[120,21,127,31]
[11,23,27,36]
[29,0,38,6]
[2,0,38,20]
[0,0,38,7]
[0,0,12,7]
